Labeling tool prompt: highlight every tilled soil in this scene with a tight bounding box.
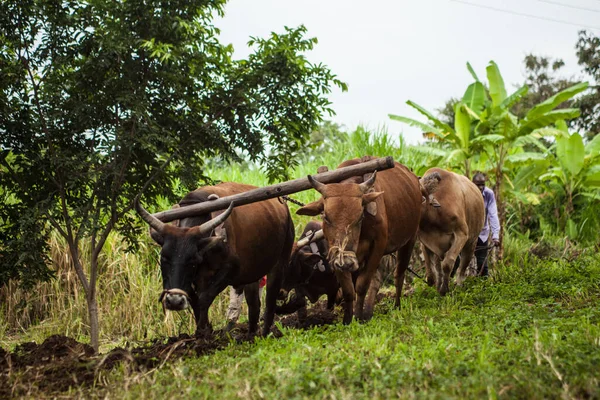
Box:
[0,305,339,398]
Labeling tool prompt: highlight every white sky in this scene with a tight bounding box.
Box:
[214,0,600,144]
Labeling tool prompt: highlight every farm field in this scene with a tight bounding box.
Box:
[1,237,599,399]
[2,3,600,398]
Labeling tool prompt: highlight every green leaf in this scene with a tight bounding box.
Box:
[556,132,585,176]
[445,148,467,165]
[530,128,565,138]
[388,114,442,137]
[500,85,528,109]
[518,109,581,137]
[406,100,455,135]
[566,218,578,240]
[466,62,480,82]
[514,135,548,152]
[522,192,541,205]
[471,134,505,146]
[411,145,449,158]
[539,167,564,183]
[491,111,518,139]
[454,103,471,148]
[462,82,486,114]
[462,105,481,120]
[579,191,600,200]
[585,134,600,156]
[512,160,550,190]
[506,152,547,164]
[486,61,507,107]
[526,82,589,120]
[555,120,569,133]
[584,165,600,187]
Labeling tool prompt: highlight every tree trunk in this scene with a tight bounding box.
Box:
[87,292,99,352]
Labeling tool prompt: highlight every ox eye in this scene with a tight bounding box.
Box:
[322,213,331,225]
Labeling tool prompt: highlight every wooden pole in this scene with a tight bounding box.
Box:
[151,156,395,222]
[297,229,324,247]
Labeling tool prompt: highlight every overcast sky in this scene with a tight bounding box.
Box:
[214,0,600,144]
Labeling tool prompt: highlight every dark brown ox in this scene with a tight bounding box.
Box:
[297,156,422,323]
[276,220,339,323]
[136,182,294,336]
[418,168,484,295]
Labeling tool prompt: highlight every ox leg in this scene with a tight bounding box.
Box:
[262,221,293,336]
[422,244,437,287]
[394,238,416,308]
[356,248,386,321]
[262,264,285,336]
[326,289,336,310]
[335,270,355,324]
[439,229,468,296]
[243,282,260,336]
[455,238,477,287]
[364,269,383,318]
[195,269,234,336]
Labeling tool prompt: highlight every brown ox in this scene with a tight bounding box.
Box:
[297,156,421,323]
[418,168,485,295]
[136,182,294,336]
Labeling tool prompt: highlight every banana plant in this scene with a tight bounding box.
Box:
[539,130,600,239]
[474,62,587,195]
[466,62,588,252]
[389,66,487,177]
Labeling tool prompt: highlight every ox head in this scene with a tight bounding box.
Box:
[278,241,324,301]
[296,173,383,272]
[280,223,327,298]
[135,196,234,311]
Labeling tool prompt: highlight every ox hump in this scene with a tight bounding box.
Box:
[421,172,442,195]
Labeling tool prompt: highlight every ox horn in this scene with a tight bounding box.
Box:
[195,201,235,235]
[307,174,327,194]
[135,195,166,233]
[359,170,377,193]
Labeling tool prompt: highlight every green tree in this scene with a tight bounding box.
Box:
[574,30,600,139]
[0,0,344,351]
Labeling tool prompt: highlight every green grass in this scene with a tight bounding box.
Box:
[98,252,600,399]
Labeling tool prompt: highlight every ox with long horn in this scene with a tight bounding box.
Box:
[136,182,295,337]
[296,156,422,325]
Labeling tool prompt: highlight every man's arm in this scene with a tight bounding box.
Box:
[487,189,501,241]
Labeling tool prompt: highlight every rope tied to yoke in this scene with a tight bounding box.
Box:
[279,195,306,207]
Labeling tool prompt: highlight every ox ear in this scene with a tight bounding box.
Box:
[296,199,324,216]
[363,191,383,216]
[149,229,164,246]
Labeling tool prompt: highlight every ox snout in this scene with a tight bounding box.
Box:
[160,289,190,311]
[329,251,359,272]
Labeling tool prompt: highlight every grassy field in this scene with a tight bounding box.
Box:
[93,244,600,399]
